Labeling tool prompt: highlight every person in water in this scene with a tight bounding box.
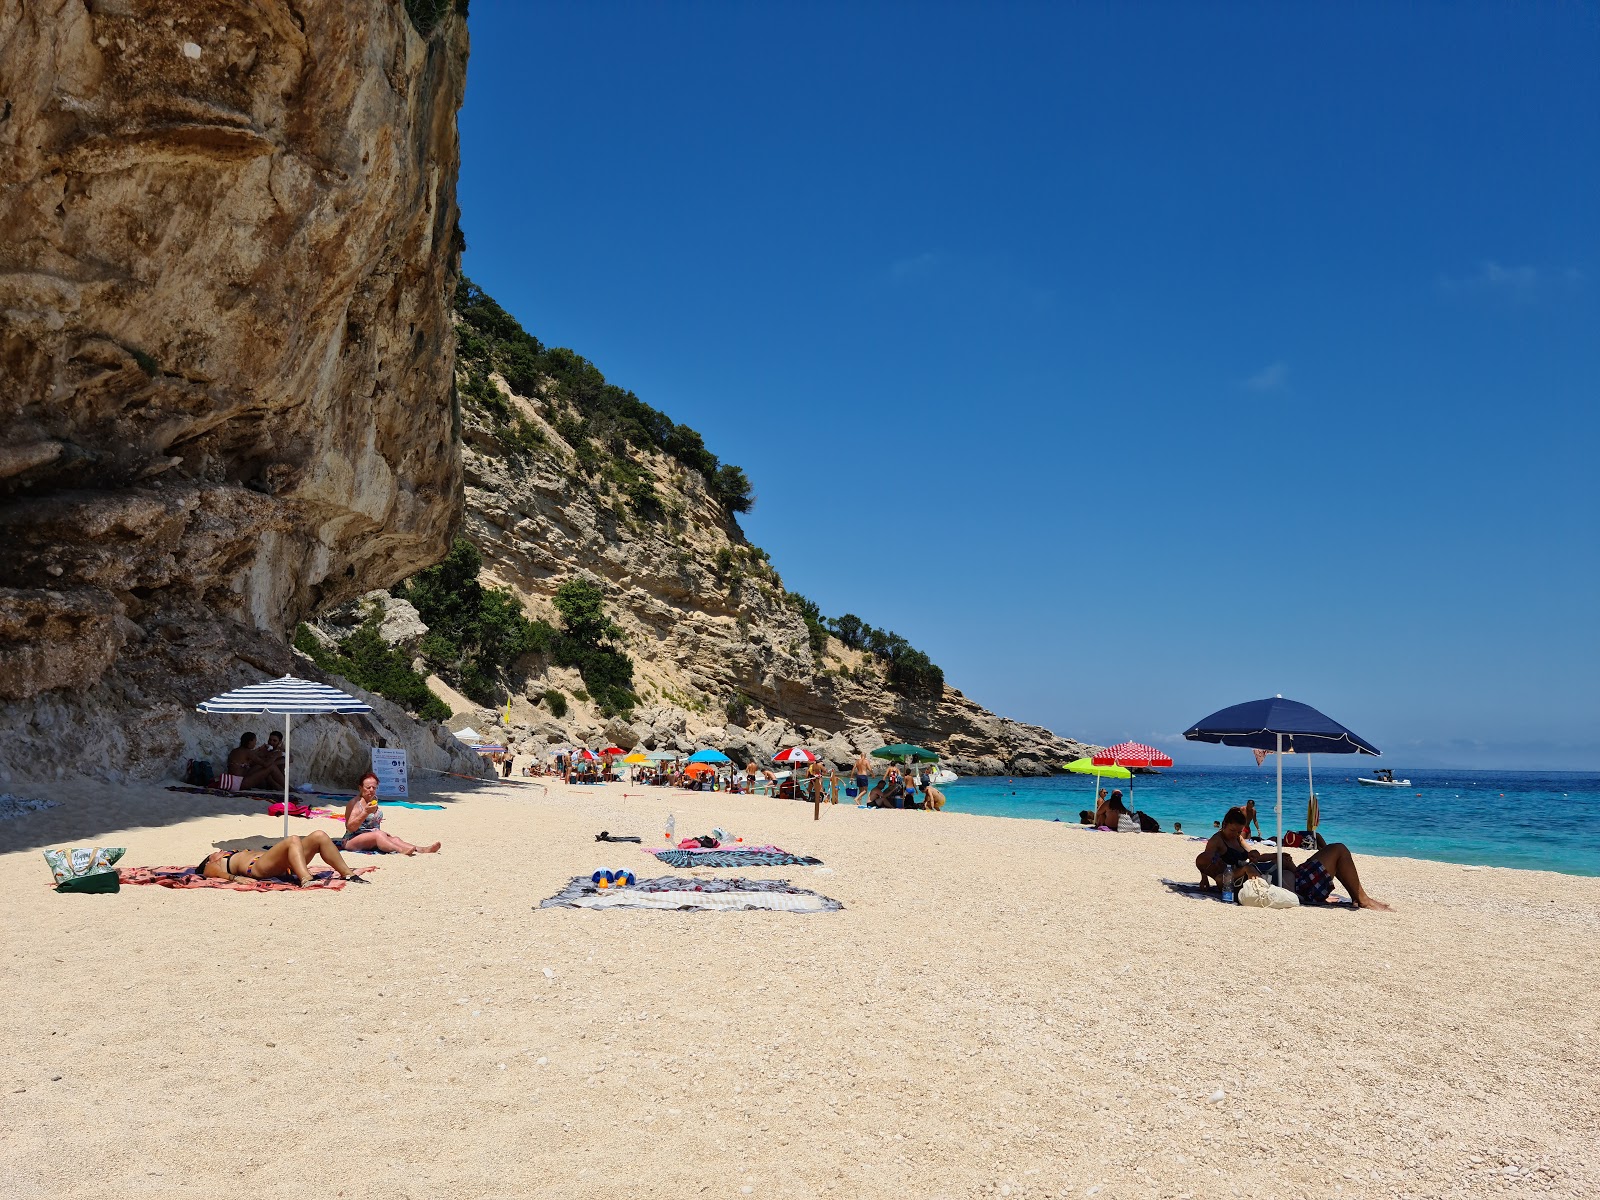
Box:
[194,829,366,886]
[342,771,441,855]
[1198,806,1392,910]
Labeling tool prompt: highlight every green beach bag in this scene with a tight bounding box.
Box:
[43,847,125,894]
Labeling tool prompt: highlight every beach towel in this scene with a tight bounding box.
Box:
[651,848,823,869]
[116,866,375,891]
[539,875,842,913]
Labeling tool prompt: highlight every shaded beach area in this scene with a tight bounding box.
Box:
[3,774,1598,1198]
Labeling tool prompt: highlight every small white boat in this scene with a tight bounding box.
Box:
[929,768,958,786]
[1358,769,1411,788]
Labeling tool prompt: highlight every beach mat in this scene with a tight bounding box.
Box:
[117,866,376,891]
[651,848,822,868]
[540,875,842,913]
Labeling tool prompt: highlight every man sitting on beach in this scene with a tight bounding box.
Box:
[1198,806,1393,910]
[226,733,284,792]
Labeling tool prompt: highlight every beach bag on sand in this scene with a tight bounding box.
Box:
[1238,876,1298,909]
[185,758,216,787]
[44,847,125,894]
[1136,811,1161,833]
[1116,814,1142,834]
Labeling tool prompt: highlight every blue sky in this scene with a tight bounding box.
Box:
[456,2,1599,769]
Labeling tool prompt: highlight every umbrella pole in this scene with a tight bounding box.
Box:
[283,714,292,840]
[1275,733,1283,881]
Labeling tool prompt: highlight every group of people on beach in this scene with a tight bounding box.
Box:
[193,771,440,887]
[224,731,286,792]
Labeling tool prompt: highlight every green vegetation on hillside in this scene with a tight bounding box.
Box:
[293,614,451,722]
[404,0,465,37]
[824,609,945,698]
[392,540,636,719]
[550,577,637,719]
[453,277,754,516]
[394,539,553,705]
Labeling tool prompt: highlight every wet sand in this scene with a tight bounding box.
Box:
[2,772,1597,1199]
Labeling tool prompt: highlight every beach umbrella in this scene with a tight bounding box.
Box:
[1063,757,1132,814]
[599,746,625,757]
[196,675,372,838]
[1091,741,1174,769]
[472,744,508,755]
[646,750,680,762]
[870,743,937,762]
[622,752,651,765]
[1090,741,1174,808]
[772,747,819,764]
[1184,695,1379,878]
[686,748,732,764]
[684,762,715,777]
[453,726,485,744]
[571,748,596,762]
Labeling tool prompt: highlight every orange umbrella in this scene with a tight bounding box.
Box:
[683,762,715,777]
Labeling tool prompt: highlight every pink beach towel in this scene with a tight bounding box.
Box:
[116,866,375,891]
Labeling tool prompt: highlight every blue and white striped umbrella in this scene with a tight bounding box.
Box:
[197,675,372,715]
[196,675,372,836]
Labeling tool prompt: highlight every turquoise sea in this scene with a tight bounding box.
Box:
[940,766,1600,877]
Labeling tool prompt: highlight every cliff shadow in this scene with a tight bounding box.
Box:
[0,771,499,858]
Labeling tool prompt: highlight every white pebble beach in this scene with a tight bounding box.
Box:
[3,773,1596,1198]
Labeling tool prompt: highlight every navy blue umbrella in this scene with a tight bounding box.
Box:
[1184,696,1380,877]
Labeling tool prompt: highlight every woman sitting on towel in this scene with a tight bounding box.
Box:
[194,829,367,886]
[343,772,441,855]
[1198,807,1393,910]
[1096,788,1134,830]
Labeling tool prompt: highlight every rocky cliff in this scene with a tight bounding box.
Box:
[417,299,1091,775]
[0,1,483,784]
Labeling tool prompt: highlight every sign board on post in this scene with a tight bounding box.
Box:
[369,748,409,798]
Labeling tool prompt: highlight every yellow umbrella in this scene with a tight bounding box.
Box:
[622,752,651,764]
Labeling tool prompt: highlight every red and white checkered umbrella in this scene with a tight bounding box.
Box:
[1091,741,1174,769]
[771,747,818,764]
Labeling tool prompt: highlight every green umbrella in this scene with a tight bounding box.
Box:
[871,744,938,762]
[1063,759,1132,779]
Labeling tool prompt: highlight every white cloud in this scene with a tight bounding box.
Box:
[1439,260,1585,302]
[1242,361,1289,393]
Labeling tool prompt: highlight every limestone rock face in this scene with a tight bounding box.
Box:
[450,373,1093,775]
[0,1,475,782]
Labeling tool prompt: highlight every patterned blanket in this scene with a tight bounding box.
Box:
[651,848,823,869]
[117,866,376,891]
[539,875,842,913]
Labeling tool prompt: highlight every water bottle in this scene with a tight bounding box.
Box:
[665,812,675,844]
[1219,865,1234,905]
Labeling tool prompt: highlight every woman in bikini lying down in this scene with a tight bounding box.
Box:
[194,829,368,886]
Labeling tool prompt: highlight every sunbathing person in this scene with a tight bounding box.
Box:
[226,732,284,791]
[1097,788,1134,829]
[343,772,441,855]
[195,829,367,886]
[1198,806,1392,910]
[1196,807,1276,887]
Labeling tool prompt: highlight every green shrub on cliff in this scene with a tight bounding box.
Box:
[453,277,754,515]
[395,539,553,703]
[824,611,944,698]
[550,577,637,719]
[292,620,450,722]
